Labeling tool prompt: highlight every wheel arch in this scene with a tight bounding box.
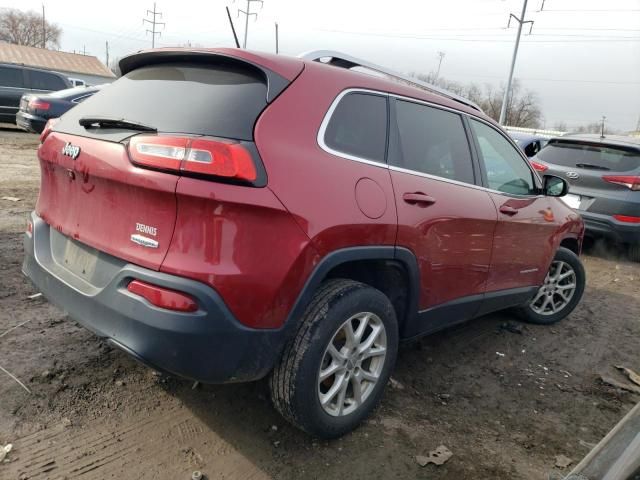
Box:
[284,246,420,339]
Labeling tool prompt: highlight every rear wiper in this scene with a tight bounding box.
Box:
[79,116,157,132]
[575,163,610,171]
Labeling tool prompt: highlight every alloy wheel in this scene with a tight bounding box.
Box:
[317,312,387,417]
[530,260,577,316]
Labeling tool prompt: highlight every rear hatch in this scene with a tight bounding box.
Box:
[534,138,640,215]
[36,50,301,270]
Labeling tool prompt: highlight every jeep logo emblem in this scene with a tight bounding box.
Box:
[566,171,579,180]
[61,142,81,160]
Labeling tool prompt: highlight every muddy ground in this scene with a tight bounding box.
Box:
[0,125,638,480]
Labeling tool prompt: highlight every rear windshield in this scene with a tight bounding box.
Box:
[55,63,267,141]
[538,141,640,172]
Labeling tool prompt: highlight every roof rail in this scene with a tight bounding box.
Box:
[299,50,482,112]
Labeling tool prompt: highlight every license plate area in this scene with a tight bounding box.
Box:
[62,238,98,280]
[561,193,581,210]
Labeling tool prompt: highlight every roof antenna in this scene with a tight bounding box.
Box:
[600,116,606,139]
[226,6,241,48]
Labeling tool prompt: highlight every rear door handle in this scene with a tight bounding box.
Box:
[403,192,436,206]
[499,205,519,216]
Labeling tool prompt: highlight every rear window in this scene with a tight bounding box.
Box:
[323,92,388,162]
[538,141,640,172]
[55,63,267,141]
[28,70,67,91]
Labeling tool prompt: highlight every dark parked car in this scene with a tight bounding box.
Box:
[0,63,71,124]
[508,131,549,158]
[532,134,640,261]
[23,48,586,438]
[17,85,104,134]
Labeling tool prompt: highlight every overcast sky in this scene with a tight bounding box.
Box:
[4,0,639,131]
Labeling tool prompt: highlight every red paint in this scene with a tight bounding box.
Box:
[127,279,198,312]
[614,214,640,223]
[34,49,585,331]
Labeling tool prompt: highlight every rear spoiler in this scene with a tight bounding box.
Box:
[118,49,297,103]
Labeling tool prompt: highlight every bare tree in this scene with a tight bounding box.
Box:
[0,8,61,49]
[410,73,542,129]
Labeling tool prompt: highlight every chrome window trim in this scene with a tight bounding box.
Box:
[72,94,93,104]
[318,88,545,199]
[317,88,390,169]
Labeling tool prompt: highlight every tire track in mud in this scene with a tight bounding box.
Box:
[4,404,270,480]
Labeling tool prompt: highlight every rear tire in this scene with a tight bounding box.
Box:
[269,279,398,438]
[517,247,585,325]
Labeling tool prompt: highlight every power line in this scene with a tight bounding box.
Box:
[143,2,165,48]
[499,0,533,125]
[237,0,263,48]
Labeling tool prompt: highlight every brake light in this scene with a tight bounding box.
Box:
[613,215,640,224]
[603,175,640,191]
[128,135,257,182]
[28,99,50,111]
[127,280,198,313]
[39,118,59,143]
[530,160,548,172]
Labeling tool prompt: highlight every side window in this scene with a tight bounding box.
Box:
[0,67,24,88]
[28,70,67,91]
[391,100,475,184]
[323,92,387,162]
[470,119,537,195]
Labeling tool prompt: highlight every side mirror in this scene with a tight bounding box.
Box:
[543,175,568,197]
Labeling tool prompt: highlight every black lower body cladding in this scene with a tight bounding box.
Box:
[22,212,286,383]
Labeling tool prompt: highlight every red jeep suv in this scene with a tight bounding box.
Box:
[23,48,585,438]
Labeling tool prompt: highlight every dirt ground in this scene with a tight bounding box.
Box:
[0,125,638,480]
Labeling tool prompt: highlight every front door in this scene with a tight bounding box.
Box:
[388,98,497,336]
[468,119,558,295]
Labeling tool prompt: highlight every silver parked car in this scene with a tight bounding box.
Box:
[531,134,640,261]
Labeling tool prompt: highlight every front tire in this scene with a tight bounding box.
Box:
[518,247,585,325]
[270,279,399,438]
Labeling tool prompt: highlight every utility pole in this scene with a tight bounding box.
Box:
[41,4,46,48]
[237,0,263,49]
[600,116,606,139]
[434,51,445,82]
[105,41,109,68]
[82,45,87,55]
[143,2,165,48]
[226,6,240,48]
[499,0,534,125]
[275,22,279,54]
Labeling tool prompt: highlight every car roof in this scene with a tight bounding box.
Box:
[508,132,545,142]
[550,133,640,150]
[0,62,67,77]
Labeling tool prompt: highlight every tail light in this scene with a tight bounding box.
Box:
[613,215,640,224]
[603,175,640,191]
[127,280,198,313]
[128,135,257,182]
[530,160,548,172]
[28,99,50,111]
[39,118,59,143]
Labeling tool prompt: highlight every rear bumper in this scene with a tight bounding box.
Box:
[16,111,46,133]
[22,212,286,383]
[581,211,640,245]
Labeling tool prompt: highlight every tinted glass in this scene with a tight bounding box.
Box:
[56,63,267,141]
[470,119,537,195]
[0,66,24,88]
[392,100,474,184]
[324,93,387,162]
[29,70,67,90]
[538,141,640,172]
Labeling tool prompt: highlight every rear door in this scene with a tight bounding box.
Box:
[388,98,497,335]
[39,60,276,270]
[535,139,640,218]
[0,65,26,121]
[469,119,557,292]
